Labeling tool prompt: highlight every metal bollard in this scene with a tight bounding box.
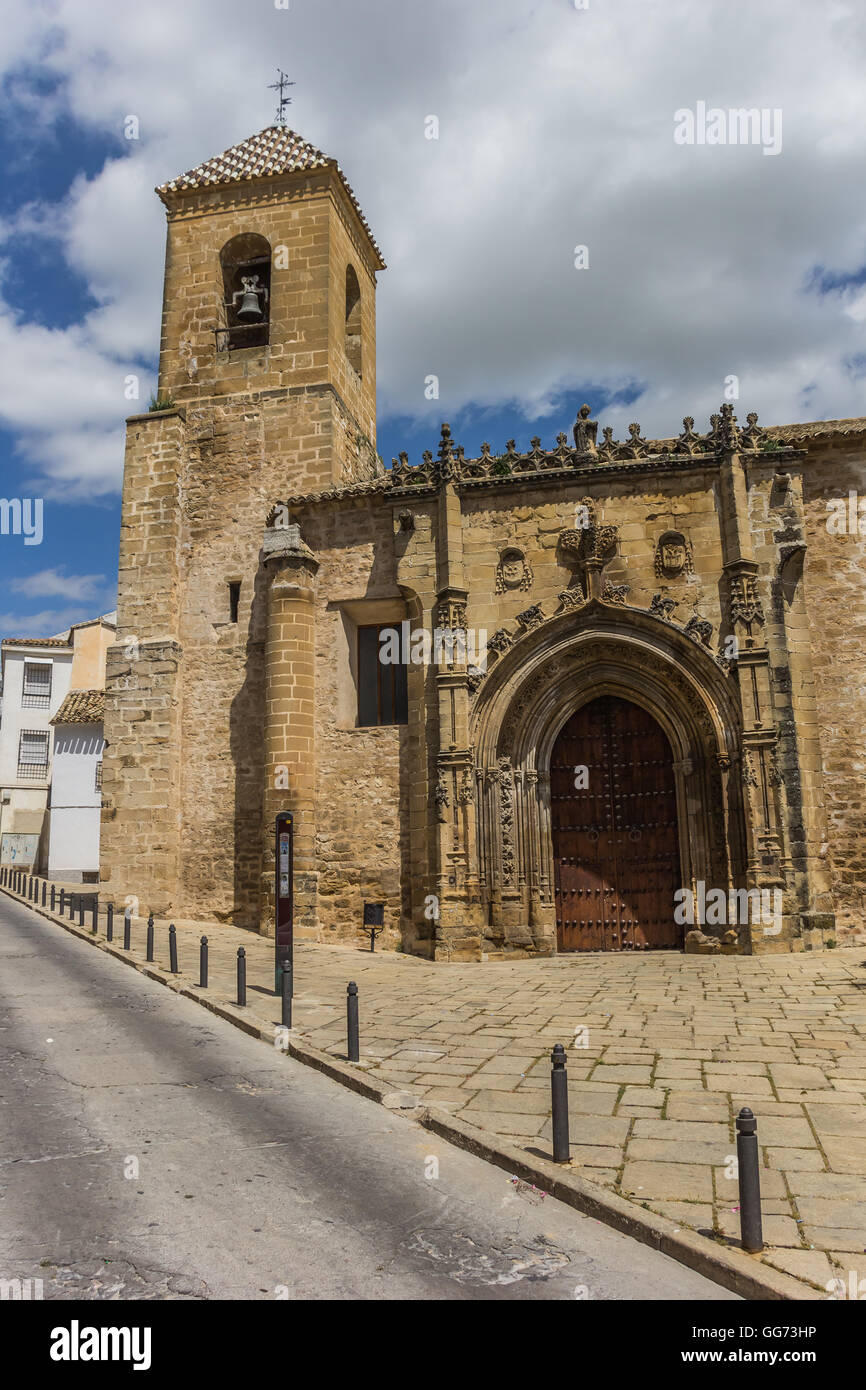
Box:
[123,908,131,951]
[736,1107,764,1253]
[236,947,246,1006]
[42,880,47,908]
[281,961,293,1029]
[78,896,84,927]
[106,903,113,941]
[91,897,98,933]
[50,884,56,912]
[69,892,76,921]
[199,936,208,988]
[169,924,178,974]
[551,1043,571,1163]
[59,888,66,915]
[146,914,154,962]
[347,981,360,1062]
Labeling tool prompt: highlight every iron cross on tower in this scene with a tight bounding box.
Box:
[268,70,296,126]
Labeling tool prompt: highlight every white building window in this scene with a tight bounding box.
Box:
[22,661,52,708]
[18,729,49,779]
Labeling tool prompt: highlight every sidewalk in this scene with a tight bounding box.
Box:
[6,876,866,1297]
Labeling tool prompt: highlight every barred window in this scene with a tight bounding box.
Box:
[357,625,408,728]
[95,760,103,792]
[22,662,51,709]
[17,729,49,779]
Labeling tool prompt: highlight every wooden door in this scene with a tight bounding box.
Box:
[551,695,682,951]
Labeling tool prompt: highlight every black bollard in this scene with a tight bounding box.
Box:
[736,1107,764,1253]
[236,947,246,1006]
[169,924,178,974]
[69,892,76,921]
[106,903,114,941]
[59,888,66,915]
[551,1043,571,1163]
[78,896,84,927]
[123,908,131,951]
[146,915,154,962]
[50,884,56,912]
[91,897,98,933]
[281,961,293,1029]
[42,880,47,908]
[347,981,360,1062]
[199,936,208,988]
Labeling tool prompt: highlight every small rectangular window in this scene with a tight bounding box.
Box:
[18,729,49,779]
[22,661,51,709]
[357,625,408,728]
[95,761,103,792]
[229,581,241,624]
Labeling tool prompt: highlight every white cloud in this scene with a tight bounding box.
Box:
[0,0,865,497]
[8,567,106,600]
[0,606,101,640]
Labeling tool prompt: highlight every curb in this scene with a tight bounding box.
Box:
[1,884,823,1302]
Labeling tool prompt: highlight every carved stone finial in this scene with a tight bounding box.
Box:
[718,402,740,452]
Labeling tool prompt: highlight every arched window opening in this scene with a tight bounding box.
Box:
[345,265,362,377]
[219,233,272,351]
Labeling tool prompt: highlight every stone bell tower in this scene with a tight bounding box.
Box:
[100,126,385,927]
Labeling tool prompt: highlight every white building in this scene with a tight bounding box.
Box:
[0,638,74,872]
[48,690,105,882]
[0,615,115,877]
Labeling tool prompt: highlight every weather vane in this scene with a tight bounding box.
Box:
[268,70,296,127]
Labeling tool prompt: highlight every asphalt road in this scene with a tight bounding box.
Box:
[0,892,736,1301]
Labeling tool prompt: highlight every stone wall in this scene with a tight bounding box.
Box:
[799,432,866,941]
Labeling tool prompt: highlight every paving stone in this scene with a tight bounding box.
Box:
[755,1117,817,1147]
[666,1095,730,1121]
[762,1249,835,1287]
[647,1201,715,1230]
[704,1074,775,1095]
[620,1162,714,1202]
[794,1197,866,1231]
[805,1103,866,1136]
[802,1227,866,1252]
[474,1112,548,1138]
[767,1064,832,1089]
[628,1138,732,1165]
[635,1111,732,1142]
[823,1137,866,1173]
[768,1148,827,1172]
[590,1064,653,1084]
[463,1090,550,1116]
[619,1087,665,1108]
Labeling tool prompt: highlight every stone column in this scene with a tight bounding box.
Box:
[260,525,319,939]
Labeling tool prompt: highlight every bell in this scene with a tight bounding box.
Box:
[236,287,263,321]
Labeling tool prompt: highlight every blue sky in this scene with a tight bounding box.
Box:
[1,0,865,639]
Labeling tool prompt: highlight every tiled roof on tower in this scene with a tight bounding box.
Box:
[156,126,385,266]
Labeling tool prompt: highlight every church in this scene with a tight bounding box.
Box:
[99,125,866,959]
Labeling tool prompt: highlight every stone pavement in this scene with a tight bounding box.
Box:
[9,881,866,1297]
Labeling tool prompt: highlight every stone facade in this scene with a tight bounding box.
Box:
[101,126,866,958]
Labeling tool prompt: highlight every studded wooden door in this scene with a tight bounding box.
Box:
[551,695,683,951]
